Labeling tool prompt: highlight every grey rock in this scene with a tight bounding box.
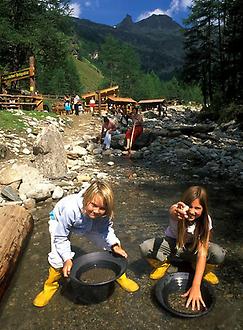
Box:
[0,145,8,159]
[52,186,64,199]
[1,186,22,201]
[32,125,67,179]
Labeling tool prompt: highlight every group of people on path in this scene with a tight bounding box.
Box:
[64,95,99,116]
[101,107,144,151]
[64,95,84,116]
[33,181,226,312]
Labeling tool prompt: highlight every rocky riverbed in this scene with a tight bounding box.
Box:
[0,107,243,329]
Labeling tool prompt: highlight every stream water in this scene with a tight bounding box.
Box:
[0,150,243,329]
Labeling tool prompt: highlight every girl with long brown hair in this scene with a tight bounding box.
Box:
[140,186,226,311]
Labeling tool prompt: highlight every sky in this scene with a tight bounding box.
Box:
[68,0,193,27]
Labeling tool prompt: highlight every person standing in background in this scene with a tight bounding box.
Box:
[74,94,80,115]
[89,97,96,114]
[124,108,143,150]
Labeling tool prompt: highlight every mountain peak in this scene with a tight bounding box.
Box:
[137,14,181,31]
[116,13,182,33]
[116,14,134,29]
[72,14,184,79]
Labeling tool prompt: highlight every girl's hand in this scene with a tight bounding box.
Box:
[112,245,128,258]
[181,286,206,311]
[176,202,189,220]
[63,259,73,277]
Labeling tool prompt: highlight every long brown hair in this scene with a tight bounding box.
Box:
[177,186,209,252]
[82,180,114,219]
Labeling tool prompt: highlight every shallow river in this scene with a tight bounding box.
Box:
[0,158,243,330]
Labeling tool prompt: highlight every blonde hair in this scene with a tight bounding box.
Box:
[177,186,209,252]
[82,180,114,219]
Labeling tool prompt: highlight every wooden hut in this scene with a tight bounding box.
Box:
[138,98,167,116]
[82,85,119,114]
[106,96,137,115]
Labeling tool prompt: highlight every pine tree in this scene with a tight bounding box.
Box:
[223,0,243,102]
[183,0,243,107]
[0,0,81,94]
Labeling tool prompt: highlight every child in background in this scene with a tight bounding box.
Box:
[33,180,139,307]
[64,100,71,115]
[101,116,118,150]
[140,186,226,311]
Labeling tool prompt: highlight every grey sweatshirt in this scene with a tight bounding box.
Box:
[50,191,120,262]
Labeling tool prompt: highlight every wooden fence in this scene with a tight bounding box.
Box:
[0,93,43,111]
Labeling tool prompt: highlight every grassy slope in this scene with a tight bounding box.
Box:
[73,57,104,93]
[0,111,26,132]
[0,110,58,132]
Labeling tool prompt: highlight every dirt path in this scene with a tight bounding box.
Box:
[62,113,101,143]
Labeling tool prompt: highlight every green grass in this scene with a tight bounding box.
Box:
[73,57,104,93]
[0,110,26,132]
[25,110,57,120]
[0,109,58,132]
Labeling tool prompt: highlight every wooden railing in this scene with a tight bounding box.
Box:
[0,93,43,111]
[0,93,109,114]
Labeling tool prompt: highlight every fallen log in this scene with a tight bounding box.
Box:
[0,205,33,301]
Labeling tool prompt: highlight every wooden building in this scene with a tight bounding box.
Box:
[138,98,167,116]
[106,96,137,114]
[82,85,119,114]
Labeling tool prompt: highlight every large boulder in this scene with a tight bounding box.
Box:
[110,130,157,150]
[111,134,126,149]
[134,130,157,149]
[0,163,61,202]
[33,125,67,179]
[0,166,22,185]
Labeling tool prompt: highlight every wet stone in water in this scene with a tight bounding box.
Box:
[79,266,116,284]
[167,292,206,314]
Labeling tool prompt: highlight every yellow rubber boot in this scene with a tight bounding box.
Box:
[150,260,171,280]
[33,267,62,307]
[116,273,139,292]
[203,264,219,285]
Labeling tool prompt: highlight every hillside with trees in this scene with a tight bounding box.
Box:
[0,0,242,121]
[0,0,82,94]
[71,13,185,80]
[0,0,191,100]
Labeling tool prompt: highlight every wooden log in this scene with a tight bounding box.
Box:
[0,205,33,301]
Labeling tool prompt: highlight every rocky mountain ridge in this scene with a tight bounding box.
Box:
[72,14,185,79]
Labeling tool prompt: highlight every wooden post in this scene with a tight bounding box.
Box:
[29,56,36,94]
[99,92,102,114]
[97,91,101,115]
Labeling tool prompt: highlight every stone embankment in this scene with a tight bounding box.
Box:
[136,107,243,184]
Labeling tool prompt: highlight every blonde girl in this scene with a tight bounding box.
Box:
[33,180,139,307]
